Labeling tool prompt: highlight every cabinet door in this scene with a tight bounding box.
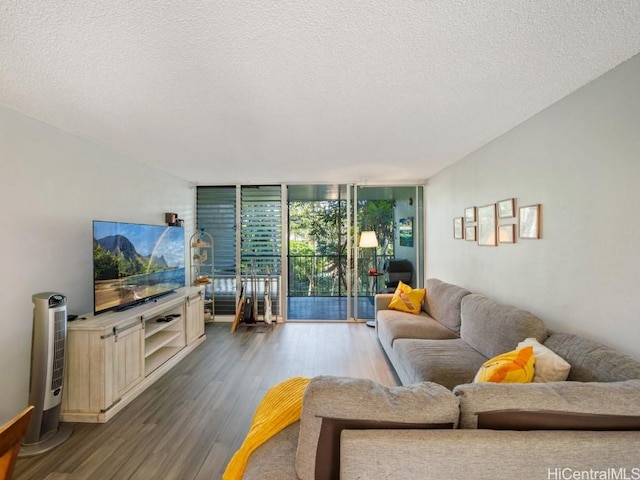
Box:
[114,321,144,396]
[186,291,205,344]
[64,329,112,414]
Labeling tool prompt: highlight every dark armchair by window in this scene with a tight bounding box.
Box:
[382,259,413,293]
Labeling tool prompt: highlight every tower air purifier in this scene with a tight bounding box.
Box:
[20,292,73,457]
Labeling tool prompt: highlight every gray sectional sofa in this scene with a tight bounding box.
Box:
[241,278,640,479]
[375,278,640,388]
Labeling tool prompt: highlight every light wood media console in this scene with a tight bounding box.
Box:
[61,286,206,423]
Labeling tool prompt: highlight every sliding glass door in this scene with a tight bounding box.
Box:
[286,184,423,321]
[287,185,352,320]
[353,185,423,321]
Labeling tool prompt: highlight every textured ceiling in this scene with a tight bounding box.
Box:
[2,1,640,185]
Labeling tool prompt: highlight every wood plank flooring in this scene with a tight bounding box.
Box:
[15,322,398,480]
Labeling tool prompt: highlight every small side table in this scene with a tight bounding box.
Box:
[366,272,384,328]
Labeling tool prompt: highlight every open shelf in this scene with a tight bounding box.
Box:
[144,310,185,376]
[144,309,186,376]
[145,317,181,338]
[145,347,182,376]
[190,229,214,322]
[190,242,211,248]
[145,330,182,357]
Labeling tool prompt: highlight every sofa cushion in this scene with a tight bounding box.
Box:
[473,346,535,384]
[377,310,458,350]
[424,278,471,334]
[517,337,571,383]
[387,281,426,314]
[460,294,547,359]
[393,338,487,389]
[454,379,640,429]
[340,430,640,479]
[543,332,640,382]
[295,376,459,480]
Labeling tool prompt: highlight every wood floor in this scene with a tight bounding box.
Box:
[15,322,398,480]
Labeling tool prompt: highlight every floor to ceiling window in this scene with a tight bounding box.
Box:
[240,186,282,318]
[195,184,423,322]
[196,185,281,320]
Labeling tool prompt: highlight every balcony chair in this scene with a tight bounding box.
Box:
[382,258,413,293]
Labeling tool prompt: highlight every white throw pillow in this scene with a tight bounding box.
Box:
[517,337,571,383]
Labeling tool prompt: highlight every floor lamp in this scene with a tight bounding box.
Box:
[359,231,379,328]
[359,231,378,271]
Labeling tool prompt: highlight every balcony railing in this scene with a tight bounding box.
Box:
[288,253,390,297]
[207,254,393,316]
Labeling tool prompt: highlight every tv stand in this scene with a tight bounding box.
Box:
[61,287,205,423]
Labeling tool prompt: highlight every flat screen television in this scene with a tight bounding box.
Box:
[93,220,186,315]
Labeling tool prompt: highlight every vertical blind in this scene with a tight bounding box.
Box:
[240,185,282,275]
[196,187,237,315]
[241,186,282,316]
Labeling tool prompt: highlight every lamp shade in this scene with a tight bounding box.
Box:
[359,231,378,248]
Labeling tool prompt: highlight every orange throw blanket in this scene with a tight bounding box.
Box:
[222,376,310,480]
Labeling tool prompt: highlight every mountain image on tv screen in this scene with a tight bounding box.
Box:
[93,221,185,314]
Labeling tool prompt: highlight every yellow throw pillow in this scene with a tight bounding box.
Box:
[474,346,535,384]
[387,281,426,315]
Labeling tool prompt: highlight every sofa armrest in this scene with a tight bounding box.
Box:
[295,376,459,480]
[340,429,640,480]
[374,294,394,313]
[243,423,299,480]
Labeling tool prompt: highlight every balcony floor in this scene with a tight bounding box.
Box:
[287,296,375,320]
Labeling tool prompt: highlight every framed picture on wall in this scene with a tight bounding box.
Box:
[519,204,541,239]
[465,225,476,241]
[498,224,515,243]
[453,217,463,239]
[399,217,414,246]
[465,207,476,223]
[497,198,515,218]
[477,204,497,246]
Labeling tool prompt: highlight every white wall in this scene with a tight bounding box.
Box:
[426,54,640,360]
[0,106,195,423]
